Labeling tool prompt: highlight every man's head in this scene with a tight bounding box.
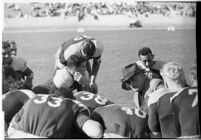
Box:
[66,55,86,74]
[2,41,12,65]
[138,47,155,68]
[160,62,186,87]
[7,40,17,56]
[2,65,17,94]
[81,40,96,59]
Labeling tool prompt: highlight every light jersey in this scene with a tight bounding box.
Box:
[73,91,115,112]
[148,87,185,138]
[2,90,36,124]
[53,67,89,90]
[55,35,104,69]
[91,104,149,138]
[170,87,200,137]
[11,94,90,138]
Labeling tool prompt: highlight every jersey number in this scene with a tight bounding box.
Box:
[34,95,63,108]
[80,92,108,105]
[121,107,146,118]
[189,89,198,107]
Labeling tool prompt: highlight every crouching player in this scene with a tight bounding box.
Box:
[3,90,36,137]
[7,90,103,138]
[90,104,150,138]
[74,91,115,112]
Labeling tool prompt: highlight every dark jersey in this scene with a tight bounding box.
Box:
[2,90,36,124]
[91,104,149,138]
[11,94,90,138]
[148,88,182,138]
[170,87,200,136]
[74,91,115,112]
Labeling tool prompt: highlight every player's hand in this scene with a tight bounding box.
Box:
[89,82,98,94]
[74,72,89,85]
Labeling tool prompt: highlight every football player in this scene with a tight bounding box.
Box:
[170,61,200,138]
[7,90,103,138]
[90,104,149,138]
[73,91,115,112]
[136,47,165,77]
[54,35,104,93]
[140,78,165,115]
[2,41,34,90]
[148,62,187,138]
[3,90,36,134]
[32,55,92,95]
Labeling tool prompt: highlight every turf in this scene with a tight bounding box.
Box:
[2,28,196,107]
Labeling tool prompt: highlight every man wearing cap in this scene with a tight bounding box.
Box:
[54,35,104,94]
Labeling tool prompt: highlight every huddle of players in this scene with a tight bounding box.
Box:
[2,35,200,138]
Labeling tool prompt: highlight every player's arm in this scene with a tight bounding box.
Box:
[75,104,103,138]
[86,60,92,75]
[22,67,34,89]
[148,103,161,138]
[9,105,25,127]
[91,57,101,83]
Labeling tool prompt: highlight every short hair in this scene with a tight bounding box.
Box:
[138,47,152,57]
[160,62,185,82]
[2,65,16,80]
[82,40,96,57]
[66,55,85,68]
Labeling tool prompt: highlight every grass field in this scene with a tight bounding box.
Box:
[2,28,196,108]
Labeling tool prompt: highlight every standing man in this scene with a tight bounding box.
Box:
[55,35,104,93]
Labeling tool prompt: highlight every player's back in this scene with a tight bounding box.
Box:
[171,87,200,137]
[74,91,114,112]
[91,104,148,138]
[11,56,27,72]
[156,92,179,138]
[14,94,89,138]
[3,89,36,124]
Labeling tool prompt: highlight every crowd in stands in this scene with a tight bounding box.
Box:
[5,2,196,19]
